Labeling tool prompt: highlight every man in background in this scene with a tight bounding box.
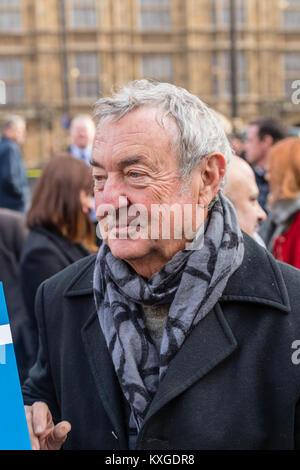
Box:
[0,115,29,213]
[68,114,96,165]
[68,114,98,228]
[245,117,286,213]
[224,155,266,246]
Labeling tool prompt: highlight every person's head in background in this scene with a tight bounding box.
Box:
[245,118,286,170]
[228,132,245,158]
[26,154,97,253]
[267,137,300,208]
[224,155,266,238]
[2,115,26,145]
[69,114,95,150]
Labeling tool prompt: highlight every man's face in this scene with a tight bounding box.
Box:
[70,120,95,149]
[245,125,266,166]
[92,107,205,267]
[232,171,266,237]
[7,121,26,144]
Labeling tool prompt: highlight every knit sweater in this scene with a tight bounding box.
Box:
[141,304,170,352]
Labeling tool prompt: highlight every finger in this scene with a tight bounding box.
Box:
[45,421,71,451]
[31,402,52,436]
[25,406,41,451]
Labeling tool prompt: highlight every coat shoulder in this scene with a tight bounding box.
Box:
[0,138,19,157]
[20,229,61,265]
[40,253,97,298]
[276,259,300,304]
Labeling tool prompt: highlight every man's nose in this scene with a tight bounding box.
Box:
[98,174,127,209]
[257,204,267,223]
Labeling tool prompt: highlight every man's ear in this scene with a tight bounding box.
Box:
[197,153,226,207]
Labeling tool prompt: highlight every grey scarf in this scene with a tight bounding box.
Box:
[93,193,244,431]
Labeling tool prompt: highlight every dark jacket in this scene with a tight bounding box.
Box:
[22,234,300,450]
[0,136,29,213]
[20,226,90,375]
[253,166,269,214]
[0,209,29,383]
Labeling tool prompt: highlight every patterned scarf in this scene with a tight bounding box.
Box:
[93,193,244,432]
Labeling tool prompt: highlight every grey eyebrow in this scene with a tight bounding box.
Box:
[117,156,145,168]
[91,156,146,170]
[90,159,104,168]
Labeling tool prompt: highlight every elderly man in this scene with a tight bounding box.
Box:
[0,115,29,213]
[23,81,300,450]
[224,155,266,243]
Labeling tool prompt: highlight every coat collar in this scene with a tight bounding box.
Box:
[220,233,290,313]
[63,253,96,297]
[64,234,291,314]
[33,226,90,263]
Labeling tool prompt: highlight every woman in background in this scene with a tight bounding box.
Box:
[260,137,300,269]
[20,154,98,376]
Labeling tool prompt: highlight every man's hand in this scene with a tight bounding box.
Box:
[25,402,71,450]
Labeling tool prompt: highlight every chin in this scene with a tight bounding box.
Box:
[107,237,151,261]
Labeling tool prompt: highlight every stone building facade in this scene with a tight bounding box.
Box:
[0,0,299,166]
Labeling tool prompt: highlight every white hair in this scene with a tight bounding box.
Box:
[2,114,25,132]
[94,80,233,183]
[70,114,95,131]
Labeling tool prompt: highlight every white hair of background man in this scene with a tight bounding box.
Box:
[70,113,95,128]
[1,114,25,133]
[94,80,233,185]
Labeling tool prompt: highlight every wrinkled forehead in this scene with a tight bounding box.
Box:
[95,106,180,150]
[247,124,260,139]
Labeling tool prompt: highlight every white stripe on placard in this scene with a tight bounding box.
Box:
[0,324,13,346]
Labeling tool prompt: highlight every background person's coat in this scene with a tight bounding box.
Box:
[22,234,300,450]
[0,209,29,383]
[20,225,90,378]
[0,136,29,213]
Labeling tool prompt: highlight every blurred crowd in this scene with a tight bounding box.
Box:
[0,107,300,384]
[0,113,98,382]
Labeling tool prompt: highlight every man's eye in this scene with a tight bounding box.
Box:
[94,175,104,181]
[128,171,142,178]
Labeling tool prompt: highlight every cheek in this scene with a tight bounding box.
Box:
[94,191,101,209]
[146,178,182,205]
[241,203,257,229]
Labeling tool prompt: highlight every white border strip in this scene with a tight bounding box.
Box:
[0,324,12,346]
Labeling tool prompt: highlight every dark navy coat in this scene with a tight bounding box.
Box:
[0,136,29,213]
[22,234,300,449]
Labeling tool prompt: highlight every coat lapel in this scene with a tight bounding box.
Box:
[81,310,128,447]
[144,302,238,424]
[64,255,127,447]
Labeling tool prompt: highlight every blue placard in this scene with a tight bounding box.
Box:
[0,282,31,450]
